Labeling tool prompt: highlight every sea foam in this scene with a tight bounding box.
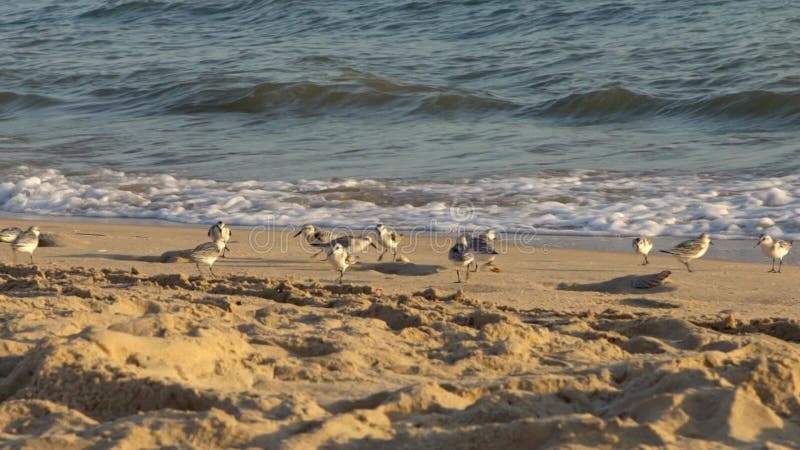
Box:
[0,166,797,240]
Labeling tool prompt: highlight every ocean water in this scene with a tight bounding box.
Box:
[1,1,798,238]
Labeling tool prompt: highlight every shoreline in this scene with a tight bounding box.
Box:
[0,217,795,320]
[0,212,782,264]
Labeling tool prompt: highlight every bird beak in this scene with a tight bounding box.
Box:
[709,241,714,245]
[293,230,302,237]
[753,242,760,248]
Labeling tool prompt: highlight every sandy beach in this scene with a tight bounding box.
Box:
[5,0,800,447]
[0,218,798,448]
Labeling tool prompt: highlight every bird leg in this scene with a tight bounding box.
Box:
[642,255,649,266]
[378,250,385,262]
[465,267,470,282]
[456,270,461,283]
[683,260,692,273]
[338,269,344,284]
[209,265,216,277]
[196,263,204,278]
[778,259,783,273]
[769,258,777,273]
[29,254,34,265]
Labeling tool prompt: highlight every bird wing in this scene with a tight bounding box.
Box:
[450,244,473,262]
[0,227,21,242]
[316,229,339,242]
[470,236,496,254]
[13,232,38,247]
[192,241,216,252]
[664,238,702,256]
[333,236,350,246]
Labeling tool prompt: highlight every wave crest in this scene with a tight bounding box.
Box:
[0,91,60,114]
[170,73,517,116]
[542,87,663,119]
[540,87,800,124]
[688,90,800,120]
[79,1,172,19]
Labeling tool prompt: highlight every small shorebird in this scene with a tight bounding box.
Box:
[449,236,475,283]
[327,243,358,284]
[208,221,232,257]
[189,239,226,277]
[0,227,22,243]
[755,234,792,273]
[659,233,712,272]
[12,226,40,265]
[313,235,377,258]
[375,223,399,262]
[294,224,338,244]
[469,229,498,272]
[632,236,653,265]
[294,224,341,258]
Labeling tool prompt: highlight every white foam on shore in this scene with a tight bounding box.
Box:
[0,166,797,239]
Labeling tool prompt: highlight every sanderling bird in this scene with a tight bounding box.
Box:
[659,233,712,272]
[755,234,792,273]
[313,235,377,259]
[449,236,475,283]
[294,224,338,244]
[327,243,358,284]
[632,236,653,265]
[189,239,226,277]
[375,223,399,262]
[12,226,41,265]
[468,229,498,272]
[208,221,232,257]
[294,224,342,258]
[0,227,22,244]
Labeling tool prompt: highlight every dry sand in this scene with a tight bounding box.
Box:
[1,219,799,449]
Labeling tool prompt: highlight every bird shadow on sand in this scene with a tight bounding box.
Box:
[557,271,676,294]
[353,262,443,276]
[63,249,192,263]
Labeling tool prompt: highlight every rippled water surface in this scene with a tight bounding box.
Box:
[1,1,798,236]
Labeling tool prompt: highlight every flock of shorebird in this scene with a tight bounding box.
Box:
[0,223,793,283]
[633,232,792,274]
